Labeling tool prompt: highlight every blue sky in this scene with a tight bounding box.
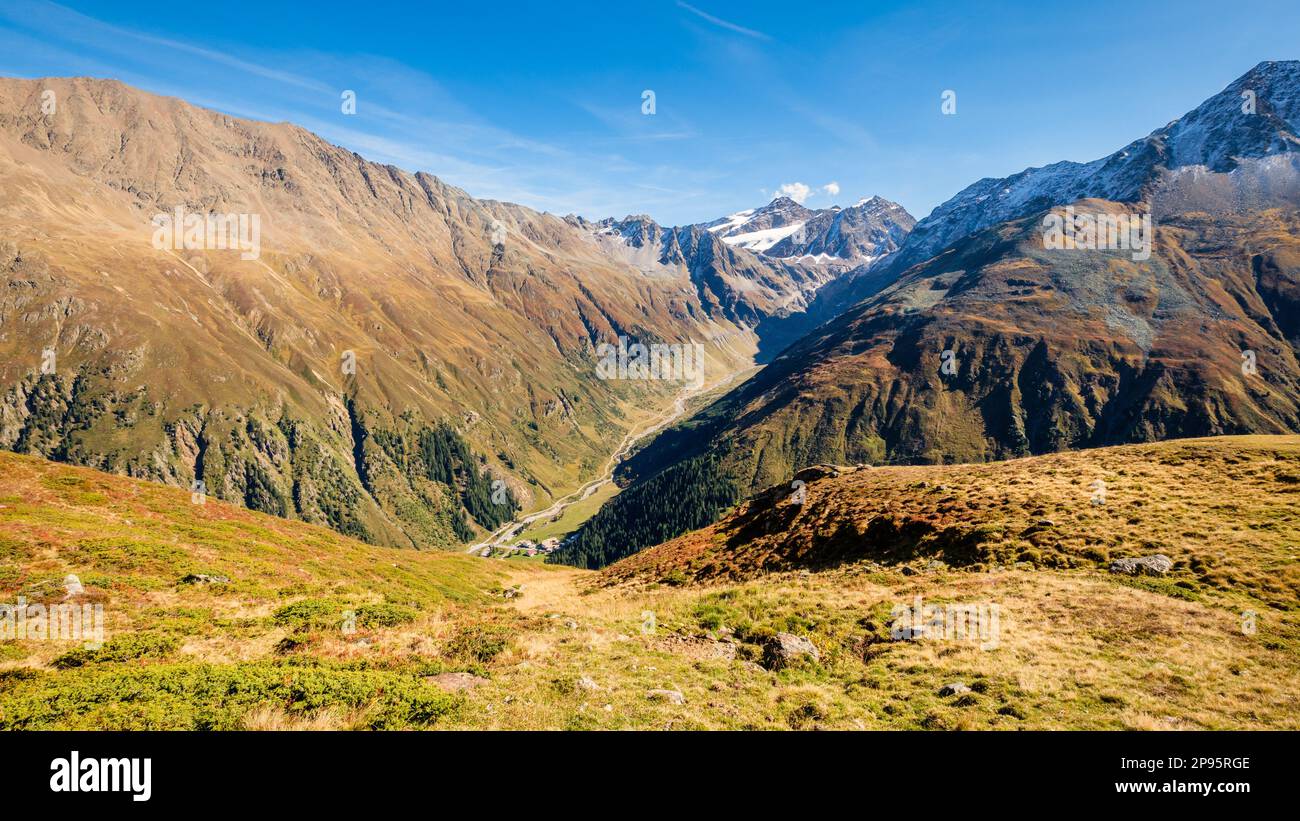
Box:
[1,0,1297,224]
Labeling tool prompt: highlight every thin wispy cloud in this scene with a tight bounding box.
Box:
[573,99,697,143]
[5,0,1254,226]
[675,2,772,42]
[0,0,736,222]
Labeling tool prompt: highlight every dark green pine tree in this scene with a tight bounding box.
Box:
[547,454,739,569]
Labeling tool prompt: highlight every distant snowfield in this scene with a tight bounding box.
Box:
[705,209,755,235]
[719,221,806,252]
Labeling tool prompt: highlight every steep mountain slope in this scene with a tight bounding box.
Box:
[0,76,817,550]
[768,59,1300,357]
[552,61,1300,569]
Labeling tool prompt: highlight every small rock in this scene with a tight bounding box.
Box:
[762,632,820,670]
[793,464,842,482]
[576,675,601,692]
[647,689,686,705]
[939,682,971,696]
[179,573,231,585]
[891,625,926,641]
[1109,554,1173,576]
[425,672,489,692]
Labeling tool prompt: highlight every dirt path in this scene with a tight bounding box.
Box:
[500,566,588,614]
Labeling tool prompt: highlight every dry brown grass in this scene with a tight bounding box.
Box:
[604,435,1300,609]
[435,560,1300,730]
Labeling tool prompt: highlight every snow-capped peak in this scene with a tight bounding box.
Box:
[890,60,1300,271]
[699,194,915,264]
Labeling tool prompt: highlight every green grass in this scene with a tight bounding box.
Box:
[518,480,620,543]
[0,450,510,729]
[0,661,461,730]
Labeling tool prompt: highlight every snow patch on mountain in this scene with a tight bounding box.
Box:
[706,209,756,235]
[720,221,808,252]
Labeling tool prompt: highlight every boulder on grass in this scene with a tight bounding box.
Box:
[762,632,820,670]
[646,689,686,705]
[1109,554,1173,576]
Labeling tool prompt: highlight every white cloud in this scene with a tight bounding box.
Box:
[675,2,772,41]
[822,181,840,196]
[775,182,812,203]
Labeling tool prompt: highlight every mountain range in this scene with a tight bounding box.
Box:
[3,63,1299,568]
[551,60,1300,569]
[703,194,914,264]
[578,194,914,357]
[3,56,1300,736]
[0,75,894,550]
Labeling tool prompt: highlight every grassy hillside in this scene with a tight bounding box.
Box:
[0,450,520,729]
[605,436,1300,600]
[4,440,1298,730]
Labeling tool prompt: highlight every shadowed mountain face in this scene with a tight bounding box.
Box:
[551,61,1300,570]
[0,76,844,549]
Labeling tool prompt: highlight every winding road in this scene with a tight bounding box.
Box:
[466,376,730,555]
